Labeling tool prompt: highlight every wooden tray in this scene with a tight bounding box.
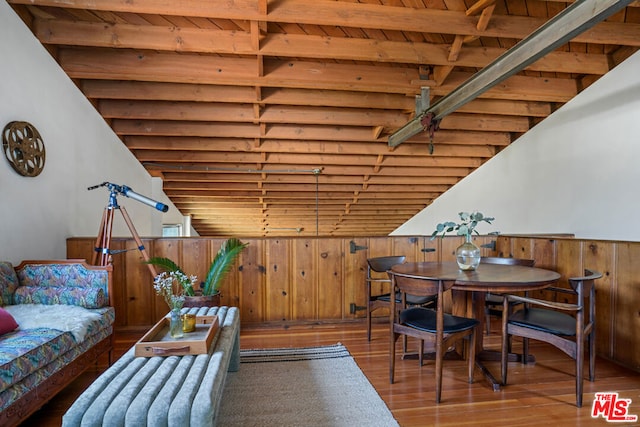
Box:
[134,315,219,357]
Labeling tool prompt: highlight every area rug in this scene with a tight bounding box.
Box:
[217,343,399,427]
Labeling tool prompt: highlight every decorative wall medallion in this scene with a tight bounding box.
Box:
[2,121,46,177]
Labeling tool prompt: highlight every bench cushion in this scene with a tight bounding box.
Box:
[0,328,71,393]
[63,306,239,427]
[0,305,115,397]
[0,325,113,412]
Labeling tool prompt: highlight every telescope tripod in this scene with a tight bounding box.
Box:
[92,189,158,278]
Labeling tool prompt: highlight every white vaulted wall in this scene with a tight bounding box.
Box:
[393,50,640,242]
[0,3,185,263]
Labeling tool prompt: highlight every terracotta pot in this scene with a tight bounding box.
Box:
[183,292,221,308]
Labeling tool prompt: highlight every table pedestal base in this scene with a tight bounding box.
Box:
[476,350,536,391]
[399,346,536,392]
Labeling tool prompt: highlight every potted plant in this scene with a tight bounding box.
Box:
[145,238,249,307]
[430,211,494,271]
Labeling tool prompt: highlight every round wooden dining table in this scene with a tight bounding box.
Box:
[390,261,561,292]
[390,261,561,390]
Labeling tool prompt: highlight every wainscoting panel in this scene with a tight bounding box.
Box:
[68,235,640,372]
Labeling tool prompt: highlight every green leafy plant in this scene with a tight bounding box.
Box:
[201,238,249,296]
[430,211,494,240]
[144,237,248,296]
[144,257,198,296]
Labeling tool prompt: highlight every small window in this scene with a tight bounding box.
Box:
[162,224,183,237]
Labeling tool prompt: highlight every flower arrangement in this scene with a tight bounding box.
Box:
[152,270,197,311]
[430,211,494,240]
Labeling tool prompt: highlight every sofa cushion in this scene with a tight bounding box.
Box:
[13,286,107,309]
[0,327,73,394]
[0,321,114,412]
[16,263,108,290]
[0,262,19,306]
[0,307,18,335]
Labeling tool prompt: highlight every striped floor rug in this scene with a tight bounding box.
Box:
[238,343,351,363]
[217,343,399,426]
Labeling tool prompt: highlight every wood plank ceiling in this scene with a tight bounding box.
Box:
[8,0,640,237]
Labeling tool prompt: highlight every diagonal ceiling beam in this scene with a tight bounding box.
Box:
[388,0,636,147]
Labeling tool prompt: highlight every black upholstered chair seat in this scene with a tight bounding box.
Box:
[509,308,576,336]
[401,307,479,334]
[501,269,603,407]
[389,272,478,403]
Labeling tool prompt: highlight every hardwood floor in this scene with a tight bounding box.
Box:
[21,320,640,426]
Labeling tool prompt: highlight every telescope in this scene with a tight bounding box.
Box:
[89,181,167,273]
[88,182,168,212]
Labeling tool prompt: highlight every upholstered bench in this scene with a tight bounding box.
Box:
[62,306,240,427]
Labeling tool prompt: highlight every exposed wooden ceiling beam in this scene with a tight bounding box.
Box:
[83,81,552,116]
[124,137,505,155]
[33,19,614,74]
[99,101,528,132]
[12,0,639,45]
[59,49,580,102]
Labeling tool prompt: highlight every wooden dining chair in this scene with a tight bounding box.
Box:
[388,271,478,403]
[366,255,436,341]
[481,257,535,334]
[500,269,602,407]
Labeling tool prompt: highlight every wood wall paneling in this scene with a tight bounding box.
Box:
[583,240,615,359]
[555,239,583,286]
[292,238,317,320]
[344,238,368,320]
[614,242,640,370]
[440,236,461,261]
[67,235,640,371]
[113,240,131,327]
[391,236,419,262]
[531,238,557,270]
[420,236,439,262]
[510,236,534,261]
[317,239,343,320]
[265,239,291,322]
[238,239,265,323]
[123,238,155,326]
[182,238,211,287]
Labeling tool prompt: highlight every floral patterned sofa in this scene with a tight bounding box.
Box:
[0,260,115,427]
